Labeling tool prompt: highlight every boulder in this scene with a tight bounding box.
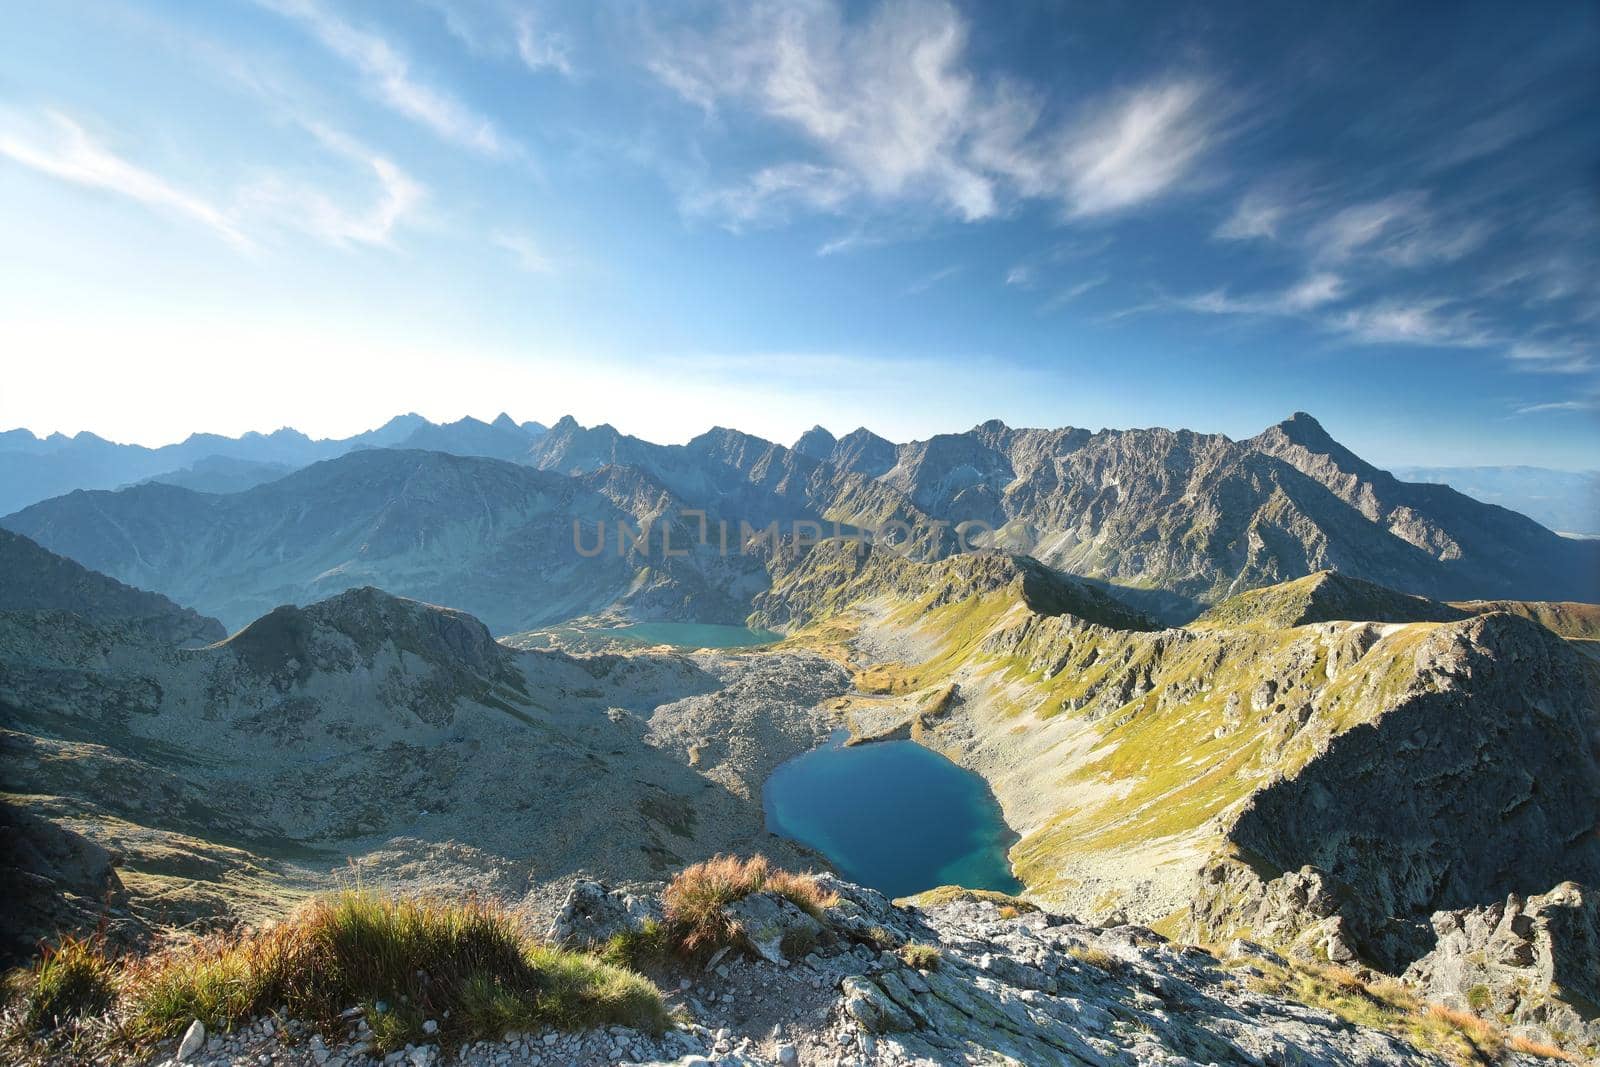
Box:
[723,892,822,963]
[547,879,662,949]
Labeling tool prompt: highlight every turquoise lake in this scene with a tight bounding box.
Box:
[606,622,782,649]
[763,732,1023,900]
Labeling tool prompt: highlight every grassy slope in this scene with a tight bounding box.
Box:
[777,554,1471,906]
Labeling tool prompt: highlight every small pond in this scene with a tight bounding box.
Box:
[763,731,1023,900]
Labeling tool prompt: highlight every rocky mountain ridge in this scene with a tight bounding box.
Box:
[0,413,548,516]
[748,540,1600,1053]
[7,413,1594,645]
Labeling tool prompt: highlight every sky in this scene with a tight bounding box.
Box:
[1,0,1597,469]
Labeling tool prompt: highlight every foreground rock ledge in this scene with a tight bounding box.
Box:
[126,876,1535,1066]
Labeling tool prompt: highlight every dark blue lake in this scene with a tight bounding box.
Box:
[763,731,1024,900]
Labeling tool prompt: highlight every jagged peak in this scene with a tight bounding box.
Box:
[490,412,519,431]
[792,425,838,460]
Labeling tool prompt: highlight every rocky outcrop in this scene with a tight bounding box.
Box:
[531,875,1457,1066]
[1200,612,1600,971]
[1404,882,1600,1051]
[0,528,224,646]
[0,802,147,966]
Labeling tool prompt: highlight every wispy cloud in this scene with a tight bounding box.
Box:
[1514,398,1598,415]
[1054,80,1216,218]
[1215,188,1290,241]
[1307,192,1487,266]
[491,230,554,273]
[1328,299,1495,348]
[1039,274,1109,312]
[903,264,962,295]
[240,122,425,247]
[652,0,1222,227]
[1179,272,1346,317]
[513,12,573,76]
[259,0,514,157]
[0,110,250,248]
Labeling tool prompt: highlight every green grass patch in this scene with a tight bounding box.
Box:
[8,891,669,1055]
[7,935,118,1031]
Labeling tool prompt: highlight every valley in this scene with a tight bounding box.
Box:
[2,413,1598,1065]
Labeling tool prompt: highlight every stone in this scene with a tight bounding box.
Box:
[176,1019,206,1062]
[723,892,823,964]
[547,879,662,948]
[1404,881,1600,1051]
[839,977,915,1034]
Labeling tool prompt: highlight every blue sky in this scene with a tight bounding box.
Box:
[1,0,1596,469]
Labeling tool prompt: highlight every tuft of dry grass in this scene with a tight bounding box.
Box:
[661,855,836,954]
[1507,1035,1581,1062]
[898,944,941,971]
[7,936,118,1031]
[1067,945,1121,973]
[9,891,667,1056]
[1421,1003,1504,1062]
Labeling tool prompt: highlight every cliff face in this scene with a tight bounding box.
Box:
[1195,612,1600,970]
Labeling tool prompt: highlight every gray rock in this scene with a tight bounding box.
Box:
[176,1019,206,1062]
[724,892,822,964]
[1404,881,1600,1050]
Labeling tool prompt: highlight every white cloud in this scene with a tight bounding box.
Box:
[652,0,1220,226]
[1306,192,1487,266]
[1328,299,1494,348]
[1054,81,1214,217]
[1039,274,1108,312]
[1215,189,1288,240]
[1177,272,1346,317]
[514,12,573,76]
[904,264,962,295]
[0,110,250,248]
[685,162,855,227]
[259,0,513,157]
[239,123,425,247]
[1514,399,1597,415]
[491,230,554,273]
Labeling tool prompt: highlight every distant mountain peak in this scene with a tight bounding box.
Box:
[551,415,581,431]
[792,425,838,460]
[1272,411,1335,447]
[490,412,518,431]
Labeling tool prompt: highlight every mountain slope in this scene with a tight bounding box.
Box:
[762,552,1600,979]
[1390,463,1600,536]
[0,586,848,945]
[0,450,644,633]
[0,528,224,645]
[1192,570,1469,629]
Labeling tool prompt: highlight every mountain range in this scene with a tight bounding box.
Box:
[2,412,1591,633]
[0,413,549,516]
